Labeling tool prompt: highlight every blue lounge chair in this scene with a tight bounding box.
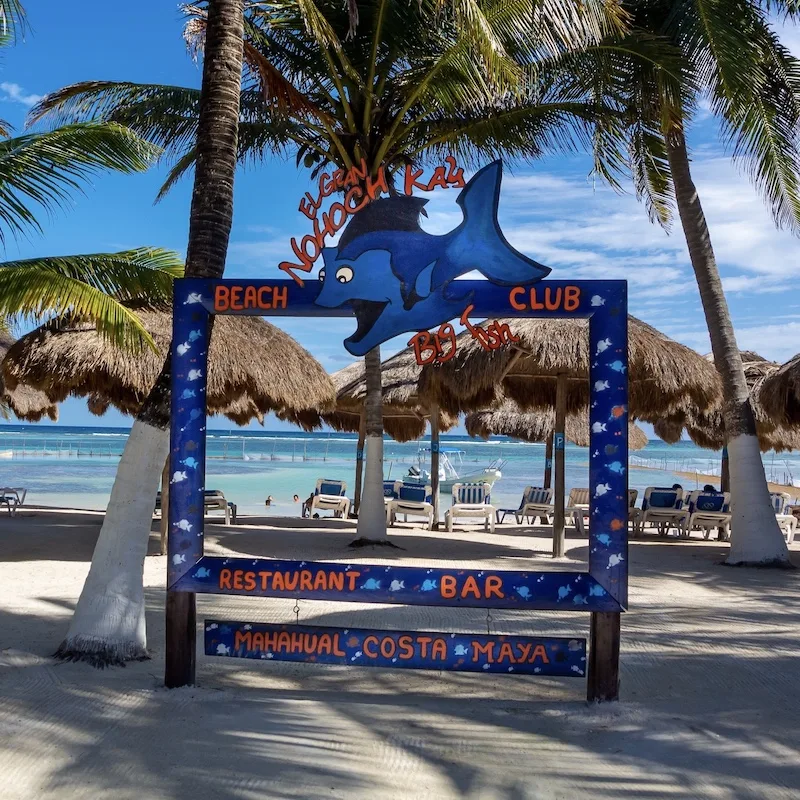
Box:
[638,487,685,535]
[445,482,495,533]
[680,491,731,539]
[310,478,350,518]
[387,483,434,529]
[497,486,553,525]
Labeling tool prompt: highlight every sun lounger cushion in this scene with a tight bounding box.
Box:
[644,490,679,509]
[398,484,432,504]
[318,480,345,496]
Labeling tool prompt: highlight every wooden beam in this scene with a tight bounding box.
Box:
[164,590,196,688]
[587,612,621,702]
[544,432,553,489]
[353,414,366,515]
[430,403,440,530]
[552,373,567,558]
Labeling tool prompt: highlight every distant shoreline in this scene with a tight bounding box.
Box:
[632,462,798,497]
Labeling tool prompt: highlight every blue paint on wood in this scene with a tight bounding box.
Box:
[205,620,587,676]
[554,433,565,451]
[171,557,621,611]
[168,276,629,613]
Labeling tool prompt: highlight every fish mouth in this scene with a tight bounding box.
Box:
[348,300,389,344]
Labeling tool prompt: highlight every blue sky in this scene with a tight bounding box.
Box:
[3,1,800,431]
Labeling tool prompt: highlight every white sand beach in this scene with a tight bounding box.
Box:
[1,509,799,799]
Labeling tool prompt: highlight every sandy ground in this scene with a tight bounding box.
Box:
[1,509,799,800]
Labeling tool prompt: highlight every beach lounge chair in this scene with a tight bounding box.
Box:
[496,486,553,525]
[0,487,27,516]
[383,480,400,520]
[566,488,591,535]
[155,489,237,524]
[387,483,434,529]
[638,487,685,535]
[627,489,640,529]
[771,492,797,544]
[445,482,495,533]
[680,491,731,539]
[310,478,350,518]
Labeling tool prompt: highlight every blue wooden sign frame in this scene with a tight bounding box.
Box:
[166,276,628,692]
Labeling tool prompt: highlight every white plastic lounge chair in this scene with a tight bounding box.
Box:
[0,487,27,517]
[681,491,731,539]
[627,489,640,530]
[565,488,590,535]
[497,486,553,524]
[310,478,350,518]
[771,492,797,544]
[387,483,434,529]
[445,482,495,533]
[383,480,400,521]
[155,489,236,524]
[638,487,685,535]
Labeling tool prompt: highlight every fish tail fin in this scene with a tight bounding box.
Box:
[452,161,551,284]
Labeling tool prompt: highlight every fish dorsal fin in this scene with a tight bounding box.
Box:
[414,261,436,299]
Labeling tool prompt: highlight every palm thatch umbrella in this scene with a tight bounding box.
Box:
[421,316,721,554]
[759,352,800,428]
[0,331,58,422]
[280,348,457,518]
[2,308,335,550]
[654,352,800,490]
[466,401,649,487]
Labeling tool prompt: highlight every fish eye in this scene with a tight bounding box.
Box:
[319,267,326,282]
[336,265,354,283]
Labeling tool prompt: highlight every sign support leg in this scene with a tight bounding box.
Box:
[587,611,620,702]
[165,590,196,688]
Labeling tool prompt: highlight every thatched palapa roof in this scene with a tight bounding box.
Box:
[655,352,800,453]
[420,316,722,423]
[465,401,649,450]
[280,349,456,442]
[760,352,800,427]
[0,331,58,422]
[1,308,335,424]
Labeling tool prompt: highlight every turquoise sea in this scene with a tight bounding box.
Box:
[1,424,798,516]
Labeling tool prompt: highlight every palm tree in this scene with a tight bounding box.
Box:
[594,1,800,565]
[32,0,628,551]
[51,0,246,670]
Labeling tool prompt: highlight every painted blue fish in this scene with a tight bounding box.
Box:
[181,457,200,469]
[360,578,381,590]
[181,389,197,400]
[188,329,203,342]
[609,360,626,373]
[421,579,438,591]
[572,594,589,605]
[314,161,551,356]
[194,567,211,579]
[515,586,532,600]
[589,584,607,597]
[454,644,469,656]
[607,461,625,475]
[557,583,572,600]
[595,533,612,546]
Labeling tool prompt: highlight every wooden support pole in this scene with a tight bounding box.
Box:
[159,455,170,556]
[430,404,440,530]
[543,432,553,489]
[587,611,621,702]
[353,414,366,515]
[720,444,730,493]
[165,590,196,688]
[552,373,567,558]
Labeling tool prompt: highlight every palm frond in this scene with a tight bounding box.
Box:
[0,122,161,244]
[0,248,184,351]
[0,0,26,42]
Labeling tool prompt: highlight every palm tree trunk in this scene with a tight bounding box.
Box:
[430,403,440,530]
[58,0,246,667]
[665,131,789,565]
[552,374,567,557]
[356,345,388,540]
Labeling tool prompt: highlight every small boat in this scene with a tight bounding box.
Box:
[403,447,504,493]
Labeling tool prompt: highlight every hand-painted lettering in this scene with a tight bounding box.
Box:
[508,285,582,313]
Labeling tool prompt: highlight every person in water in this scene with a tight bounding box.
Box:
[293,494,300,503]
[265,495,274,507]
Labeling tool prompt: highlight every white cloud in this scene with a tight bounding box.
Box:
[0,82,42,107]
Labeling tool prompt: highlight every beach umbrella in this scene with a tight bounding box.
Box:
[759,352,800,428]
[279,348,457,519]
[654,352,800,490]
[421,316,721,555]
[465,401,649,487]
[2,307,336,549]
[0,331,58,422]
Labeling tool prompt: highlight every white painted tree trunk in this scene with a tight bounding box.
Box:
[58,420,170,664]
[357,434,387,539]
[726,434,789,564]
